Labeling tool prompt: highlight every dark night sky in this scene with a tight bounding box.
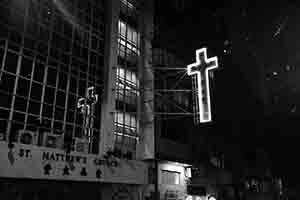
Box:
[155,0,300,186]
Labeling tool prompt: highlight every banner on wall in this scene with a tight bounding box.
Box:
[0,141,148,184]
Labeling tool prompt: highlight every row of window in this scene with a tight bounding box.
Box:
[0,28,105,68]
[0,0,105,154]
[0,0,105,38]
[113,0,141,158]
[0,70,101,106]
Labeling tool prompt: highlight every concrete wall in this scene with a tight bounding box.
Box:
[158,138,190,161]
[100,0,120,156]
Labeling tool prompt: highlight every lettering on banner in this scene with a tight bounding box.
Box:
[80,167,87,176]
[63,165,70,176]
[43,163,52,175]
[96,169,102,179]
[19,148,31,158]
[42,151,87,164]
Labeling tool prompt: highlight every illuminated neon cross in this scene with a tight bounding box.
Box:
[187,47,218,123]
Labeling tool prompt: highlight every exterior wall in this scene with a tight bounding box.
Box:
[100,0,120,156]
[158,138,190,161]
[137,0,155,160]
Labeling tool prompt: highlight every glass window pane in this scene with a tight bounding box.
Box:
[33,62,45,82]
[66,110,74,123]
[4,51,18,73]
[0,91,12,109]
[44,87,55,104]
[67,94,76,110]
[12,112,25,123]
[70,77,77,93]
[42,104,53,118]
[16,78,30,98]
[119,21,126,38]
[14,96,28,112]
[162,170,180,185]
[0,107,9,119]
[20,57,33,78]
[0,72,16,93]
[47,67,57,86]
[56,91,66,107]
[53,121,63,132]
[10,122,24,142]
[0,119,8,137]
[54,107,64,121]
[125,113,130,126]
[28,100,41,115]
[30,82,43,101]
[0,48,4,65]
[58,72,68,90]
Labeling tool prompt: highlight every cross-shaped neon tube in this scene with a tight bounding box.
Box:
[187,48,218,123]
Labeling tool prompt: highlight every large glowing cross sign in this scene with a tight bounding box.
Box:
[187,47,218,123]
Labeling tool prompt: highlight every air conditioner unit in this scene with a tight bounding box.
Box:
[18,130,38,145]
[43,132,63,149]
[74,137,89,154]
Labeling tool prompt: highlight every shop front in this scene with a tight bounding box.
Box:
[157,161,192,200]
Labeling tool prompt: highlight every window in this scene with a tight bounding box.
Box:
[44,87,55,104]
[4,51,19,73]
[118,20,140,59]
[28,100,41,115]
[114,6,140,157]
[33,62,45,83]
[0,72,16,93]
[14,96,28,112]
[116,67,139,105]
[114,111,137,135]
[161,170,180,185]
[47,67,57,87]
[20,57,33,78]
[16,78,30,98]
[120,0,137,21]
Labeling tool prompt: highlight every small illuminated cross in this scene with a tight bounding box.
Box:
[77,87,98,142]
[187,47,218,123]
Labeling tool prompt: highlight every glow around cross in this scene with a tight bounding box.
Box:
[187,47,218,123]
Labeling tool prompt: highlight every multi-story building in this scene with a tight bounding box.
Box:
[152,47,192,200]
[0,0,154,199]
[152,47,234,200]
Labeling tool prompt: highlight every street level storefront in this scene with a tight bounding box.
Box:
[157,161,192,200]
[0,141,149,200]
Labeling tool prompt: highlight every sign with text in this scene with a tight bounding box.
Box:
[187,48,218,123]
[0,141,148,184]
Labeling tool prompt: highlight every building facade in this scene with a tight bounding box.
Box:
[0,0,154,199]
[152,47,233,200]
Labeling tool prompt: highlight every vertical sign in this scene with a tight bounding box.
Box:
[187,48,218,123]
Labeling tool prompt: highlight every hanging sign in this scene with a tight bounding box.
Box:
[187,48,218,123]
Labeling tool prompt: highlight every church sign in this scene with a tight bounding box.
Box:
[0,141,147,184]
